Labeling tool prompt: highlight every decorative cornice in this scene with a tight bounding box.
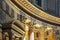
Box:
[10,0,60,26]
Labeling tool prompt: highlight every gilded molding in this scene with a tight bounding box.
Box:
[10,0,60,25]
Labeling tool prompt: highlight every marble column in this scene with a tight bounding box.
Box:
[30,31,34,40]
[39,27,45,40]
[48,30,56,40]
[23,36,26,40]
[28,27,34,40]
[25,24,29,40]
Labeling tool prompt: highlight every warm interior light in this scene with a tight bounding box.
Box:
[34,24,43,27]
[25,19,31,24]
[47,27,52,30]
[25,25,29,30]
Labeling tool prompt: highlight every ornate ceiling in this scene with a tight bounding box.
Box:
[10,0,60,26]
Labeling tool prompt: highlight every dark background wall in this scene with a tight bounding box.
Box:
[28,0,60,18]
